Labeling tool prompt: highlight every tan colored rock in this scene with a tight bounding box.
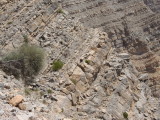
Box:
[72,66,85,76]
[61,88,70,94]
[18,103,26,110]
[71,66,85,81]
[9,95,24,106]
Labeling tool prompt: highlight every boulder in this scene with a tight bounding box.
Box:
[9,95,24,106]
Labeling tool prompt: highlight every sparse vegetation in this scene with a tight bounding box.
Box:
[24,88,31,95]
[47,89,53,94]
[70,79,77,85]
[7,22,12,24]
[23,34,29,43]
[85,59,91,64]
[56,8,64,14]
[123,112,128,119]
[52,60,64,71]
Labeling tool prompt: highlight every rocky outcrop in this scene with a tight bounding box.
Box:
[61,0,160,98]
[0,0,160,120]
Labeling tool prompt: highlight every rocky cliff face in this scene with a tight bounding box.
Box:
[0,0,160,120]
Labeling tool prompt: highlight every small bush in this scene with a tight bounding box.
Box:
[52,60,64,71]
[123,112,128,119]
[2,43,45,83]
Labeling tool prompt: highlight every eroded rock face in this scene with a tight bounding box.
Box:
[144,0,160,12]
[0,0,160,120]
[61,0,160,98]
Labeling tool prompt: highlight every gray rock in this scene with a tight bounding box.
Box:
[16,113,34,120]
[118,53,130,59]
[139,74,148,82]
[0,83,4,89]
[80,105,96,114]
[0,110,4,115]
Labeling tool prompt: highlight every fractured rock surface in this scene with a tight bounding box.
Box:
[0,0,160,120]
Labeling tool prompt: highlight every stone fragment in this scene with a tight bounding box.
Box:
[18,103,26,110]
[63,118,72,120]
[4,85,10,89]
[9,95,24,106]
[0,83,4,89]
[43,41,51,47]
[0,92,5,99]
[71,66,85,81]
[118,53,130,59]
[139,73,148,82]
[61,88,70,94]
[0,110,4,115]
[71,93,77,105]
[56,95,72,109]
[76,81,87,93]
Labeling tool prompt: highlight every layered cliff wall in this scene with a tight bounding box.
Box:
[0,0,160,120]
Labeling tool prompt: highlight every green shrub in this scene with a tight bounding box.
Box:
[85,60,91,64]
[47,89,53,94]
[57,8,64,14]
[52,60,64,71]
[19,44,44,76]
[2,43,45,82]
[123,112,128,119]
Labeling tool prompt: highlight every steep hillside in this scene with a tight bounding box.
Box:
[0,0,160,120]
